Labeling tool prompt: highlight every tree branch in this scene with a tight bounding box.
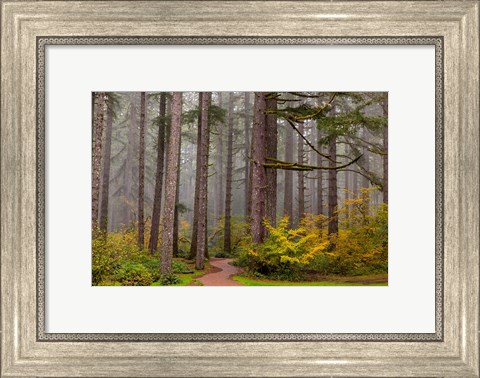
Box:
[265,155,362,171]
[284,119,338,162]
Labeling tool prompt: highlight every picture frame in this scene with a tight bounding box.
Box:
[1,1,478,376]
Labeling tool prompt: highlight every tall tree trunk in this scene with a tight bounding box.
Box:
[315,125,323,216]
[361,128,370,189]
[251,92,267,243]
[109,201,115,232]
[148,93,167,253]
[224,92,234,254]
[214,92,224,226]
[196,92,210,270]
[248,148,253,220]
[188,93,203,260]
[383,92,388,204]
[284,119,294,227]
[327,136,338,235]
[308,125,316,213]
[203,95,212,261]
[361,127,371,215]
[137,92,146,248]
[265,96,278,226]
[92,92,106,232]
[160,92,182,275]
[99,98,113,234]
[297,123,305,224]
[244,92,252,220]
[173,139,181,258]
[124,93,136,226]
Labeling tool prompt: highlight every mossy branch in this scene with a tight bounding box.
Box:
[264,163,312,171]
[265,154,362,171]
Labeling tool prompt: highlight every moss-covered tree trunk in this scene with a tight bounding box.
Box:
[214,92,224,226]
[265,96,278,227]
[123,93,136,226]
[99,98,113,234]
[315,125,323,216]
[383,92,388,204]
[173,141,181,258]
[188,93,203,260]
[137,92,146,249]
[251,92,267,243]
[224,92,234,254]
[160,92,182,275]
[148,93,167,253]
[196,92,210,269]
[244,92,252,221]
[92,92,106,232]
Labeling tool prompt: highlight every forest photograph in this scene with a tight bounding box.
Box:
[92,92,388,286]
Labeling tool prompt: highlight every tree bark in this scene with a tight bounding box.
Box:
[327,136,338,235]
[196,92,210,270]
[361,127,370,215]
[173,139,181,258]
[283,118,294,227]
[137,92,146,248]
[361,128,370,190]
[203,95,212,261]
[308,124,316,213]
[92,92,106,232]
[99,97,113,234]
[188,93,203,260]
[265,96,278,226]
[244,92,252,220]
[315,125,323,216]
[382,92,388,204]
[251,92,267,243]
[214,92,224,226]
[123,93,136,226]
[297,123,305,225]
[224,92,234,254]
[344,144,350,205]
[160,92,182,275]
[148,93,167,253]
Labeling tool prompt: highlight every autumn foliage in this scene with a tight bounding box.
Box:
[238,188,388,280]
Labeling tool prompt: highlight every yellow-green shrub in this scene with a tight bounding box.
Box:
[92,225,169,285]
[239,215,329,280]
[238,189,388,279]
[114,261,153,286]
[92,227,140,284]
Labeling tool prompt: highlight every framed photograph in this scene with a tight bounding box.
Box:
[1,1,478,377]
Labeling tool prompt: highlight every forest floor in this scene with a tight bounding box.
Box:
[232,274,388,286]
[190,258,387,286]
[194,258,245,286]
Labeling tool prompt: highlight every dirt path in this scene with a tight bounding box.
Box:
[197,258,244,286]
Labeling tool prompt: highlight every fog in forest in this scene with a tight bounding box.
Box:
[92,92,388,286]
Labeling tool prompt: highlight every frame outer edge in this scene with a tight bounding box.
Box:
[458,2,479,375]
[1,1,22,376]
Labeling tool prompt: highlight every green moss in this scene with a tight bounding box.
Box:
[151,269,205,286]
[232,275,387,286]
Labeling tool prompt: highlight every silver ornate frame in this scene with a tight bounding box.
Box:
[36,36,444,343]
[2,2,478,377]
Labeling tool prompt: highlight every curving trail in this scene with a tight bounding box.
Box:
[197,258,244,286]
